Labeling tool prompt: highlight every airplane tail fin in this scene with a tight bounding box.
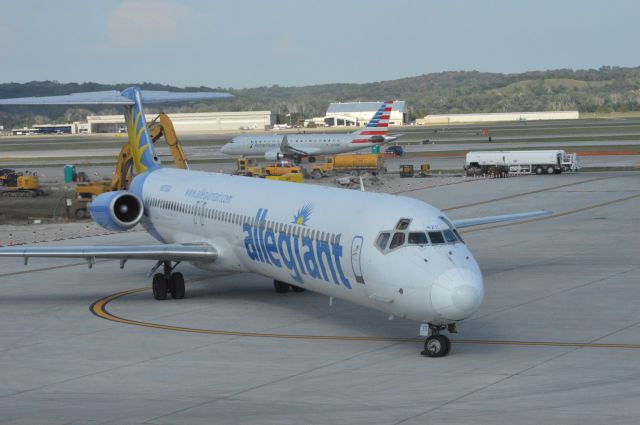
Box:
[120,88,160,174]
[351,100,395,144]
[0,88,232,175]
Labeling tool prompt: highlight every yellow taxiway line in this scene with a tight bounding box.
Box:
[90,287,640,350]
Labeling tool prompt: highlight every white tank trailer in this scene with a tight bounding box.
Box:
[464,150,580,176]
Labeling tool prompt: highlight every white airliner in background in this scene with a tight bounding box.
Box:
[220,101,400,162]
[0,89,549,357]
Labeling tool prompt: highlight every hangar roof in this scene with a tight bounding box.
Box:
[327,101,406,114]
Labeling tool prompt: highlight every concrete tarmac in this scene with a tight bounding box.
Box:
[0,171,639,424]
[4,139,640,162]
[2,118,640,167]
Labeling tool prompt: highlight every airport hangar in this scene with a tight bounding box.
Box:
[307,101,407,127]
[85,111,275,134]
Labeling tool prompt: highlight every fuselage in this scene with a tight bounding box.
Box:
[220,133,378,157]
[130,168,484,324]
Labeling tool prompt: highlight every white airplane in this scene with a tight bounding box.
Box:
[220,101,400,162]
[0,88,549,357]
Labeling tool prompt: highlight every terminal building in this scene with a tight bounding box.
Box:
[308,101,407,127]
[11,123,81,135]
[86,111,275,134]
[416,111,579,125]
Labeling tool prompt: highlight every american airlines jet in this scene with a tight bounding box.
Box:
[0,89,548,357]
[220,101,399,162]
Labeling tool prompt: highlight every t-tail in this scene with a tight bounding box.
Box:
[351,100,395,144]
[0,87,232,175]
[120,88,161,174]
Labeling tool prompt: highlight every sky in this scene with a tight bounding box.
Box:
[0,0,638,89]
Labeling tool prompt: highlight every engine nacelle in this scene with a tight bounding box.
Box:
[264,150,285,161]
[89,190,144,232]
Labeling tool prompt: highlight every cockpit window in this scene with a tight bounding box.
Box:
[395,219,411,230]
[428,231,445,244]
[389,232,406,249]
[443,229,457,243]
[376,232,390,250]
[408,232,428,245]
[439,215,463,244]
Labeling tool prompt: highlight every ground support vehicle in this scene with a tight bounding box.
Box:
[265,173,304,183]
[311,154,385,178]
[264,161,301,176]
[233,158,266,177]
[73,181,112,218]
[464,150,580,176]
[384,145,404,157]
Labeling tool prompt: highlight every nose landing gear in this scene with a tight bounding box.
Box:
[273,279,306,293]
[423,334,450,357]
[421,323,456,357]
[151,261,185,300]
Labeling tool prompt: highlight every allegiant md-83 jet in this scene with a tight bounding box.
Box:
[0,89,548,357]
[220,101,400,163]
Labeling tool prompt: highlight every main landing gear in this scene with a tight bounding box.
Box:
[151,261,185,300]
[421,323,457,358]
[273,279,305,293]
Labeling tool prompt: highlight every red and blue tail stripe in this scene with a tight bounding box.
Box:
[352,101,394,144]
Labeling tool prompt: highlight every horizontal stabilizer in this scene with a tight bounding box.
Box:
[0,90,134,105]
[0,244,217,262]
[140,91,233,103]
[0,89,232,105]
[452,210,551,229]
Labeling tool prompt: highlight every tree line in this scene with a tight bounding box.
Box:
[1,66,639,129]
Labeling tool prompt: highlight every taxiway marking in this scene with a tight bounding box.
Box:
[90,287,640,350]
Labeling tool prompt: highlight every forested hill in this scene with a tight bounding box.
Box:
[1,66,639,128]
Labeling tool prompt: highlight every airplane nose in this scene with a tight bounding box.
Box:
[430,268,484,321]
[220,144,229,154]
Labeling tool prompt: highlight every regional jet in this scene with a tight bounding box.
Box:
[0,89,548,357]
[220,101,400,163]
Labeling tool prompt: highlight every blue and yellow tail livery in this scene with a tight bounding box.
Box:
[121,87,161,174]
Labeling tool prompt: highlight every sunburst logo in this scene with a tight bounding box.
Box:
[292,204,313,226]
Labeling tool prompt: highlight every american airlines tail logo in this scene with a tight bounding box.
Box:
[352,100,394,144]
[242,208,352,289]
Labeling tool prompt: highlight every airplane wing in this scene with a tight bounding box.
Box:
[279,135,311,157]
[0,243,217,264]
[452,210,551,229]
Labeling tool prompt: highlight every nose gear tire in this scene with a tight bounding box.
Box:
[422,335,451,357]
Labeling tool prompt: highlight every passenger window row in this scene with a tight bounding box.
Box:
[145,196,337,244]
